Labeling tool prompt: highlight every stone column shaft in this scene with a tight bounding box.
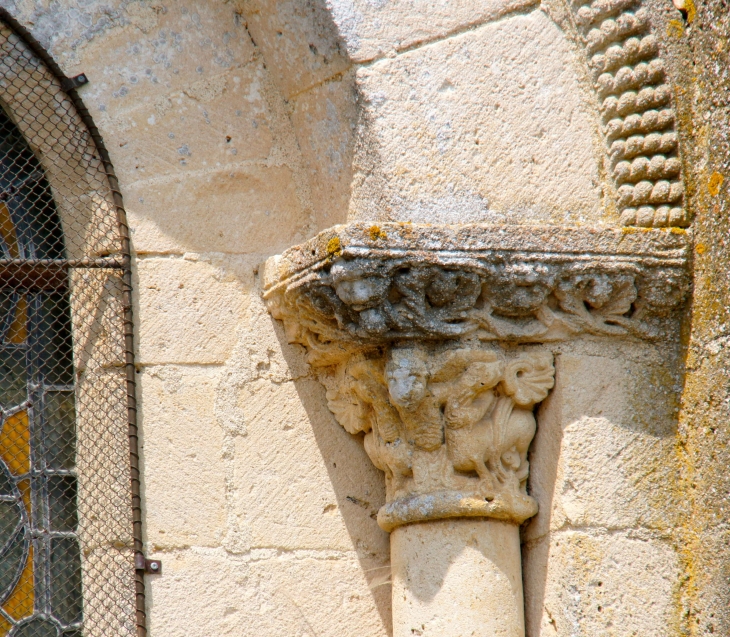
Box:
[392,520,524,637]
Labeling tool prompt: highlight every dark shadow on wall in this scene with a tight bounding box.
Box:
[241,0,360,232]
[271,320,394,634]
[59,1,371,263]
[520,350,564,637]
[243,3,393,630]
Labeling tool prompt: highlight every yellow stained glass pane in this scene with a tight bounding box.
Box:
[6,296,27,344]
[0,410,29,476]
[2,544,33,623]
[0,613,11,635]
[0,202,18,259]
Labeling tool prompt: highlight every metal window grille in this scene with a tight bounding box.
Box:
[0,11,144,637]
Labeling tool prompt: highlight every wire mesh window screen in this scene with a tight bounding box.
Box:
[0,18,139,637]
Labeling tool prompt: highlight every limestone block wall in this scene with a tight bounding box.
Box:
[242,0,606,225]
[0,0,727,635]
[0,1,390,634]
[523,337,685,635]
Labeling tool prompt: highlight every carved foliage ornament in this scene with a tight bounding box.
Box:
[264,224,690,365]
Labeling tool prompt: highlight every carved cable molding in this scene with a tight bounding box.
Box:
[568,0,687,228]
[263,223,689,530]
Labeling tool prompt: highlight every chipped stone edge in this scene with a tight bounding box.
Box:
[262,222,691,293]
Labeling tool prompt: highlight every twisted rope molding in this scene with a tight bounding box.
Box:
[567,0,687,227]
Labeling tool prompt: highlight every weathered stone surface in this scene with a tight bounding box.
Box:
[348,11,604,225]
[71,1,257,97]
[139,365,227,548]
[264,216,689,635]
[674,3,730,632]
[525,349,682,541]
[392,519,524,637]
[289,71,357,226]
[5,0,725,633]
[147,548,390,637]
[127,164,310,256]
[325,0,540,63]
[97,63,274,182]
[265,223,690,354]
[135,256,251,364]
[320,345,553,530]
[564,0,687,227]
[240,0,352,100]
[81,547,136,637]
[232,377,389,553]
[523,531,680,637]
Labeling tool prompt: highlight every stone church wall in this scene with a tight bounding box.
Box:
[0,0,727,635]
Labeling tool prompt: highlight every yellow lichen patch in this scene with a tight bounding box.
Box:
[3,545,33,622]
[696,243,707,255]
[667,19,684,38]
[621,226,653,234]
[6,296,27,344]
[670,227,687,235]
[368,225,387,241]
[708,171,724,196]
[0,410,30,476]
[684,0,696,23]
[326,236,342,258]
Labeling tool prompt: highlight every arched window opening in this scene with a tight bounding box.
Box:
[0,13,143,637]
[0,105,81,637]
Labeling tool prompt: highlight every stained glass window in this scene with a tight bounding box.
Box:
[0,106,82,636]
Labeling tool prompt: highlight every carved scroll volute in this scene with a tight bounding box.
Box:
[321,345,555,531]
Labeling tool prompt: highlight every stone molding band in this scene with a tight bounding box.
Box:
[264,223,690,364]
[566,0,687,227]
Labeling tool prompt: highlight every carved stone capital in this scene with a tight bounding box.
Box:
[320,344,553,530]
[263,223,689,530]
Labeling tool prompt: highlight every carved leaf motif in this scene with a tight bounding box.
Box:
[265,224,689,348]
[502,352,555,406]
[325,385,368,435]
[488,263,555,317]
[591,276,637,318]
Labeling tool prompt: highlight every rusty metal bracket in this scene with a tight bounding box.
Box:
[60,73,89,91]
[135,553,162,575]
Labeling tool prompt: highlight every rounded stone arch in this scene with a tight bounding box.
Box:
[244,0,687,230]
[0,21,118,261]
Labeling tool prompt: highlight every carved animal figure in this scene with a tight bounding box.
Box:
[446,397,537,492]
[498,408,537,489]
[350,360,413,494]
[364,432,412,496]
[445,396,511,491]
[444,352,554,495]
